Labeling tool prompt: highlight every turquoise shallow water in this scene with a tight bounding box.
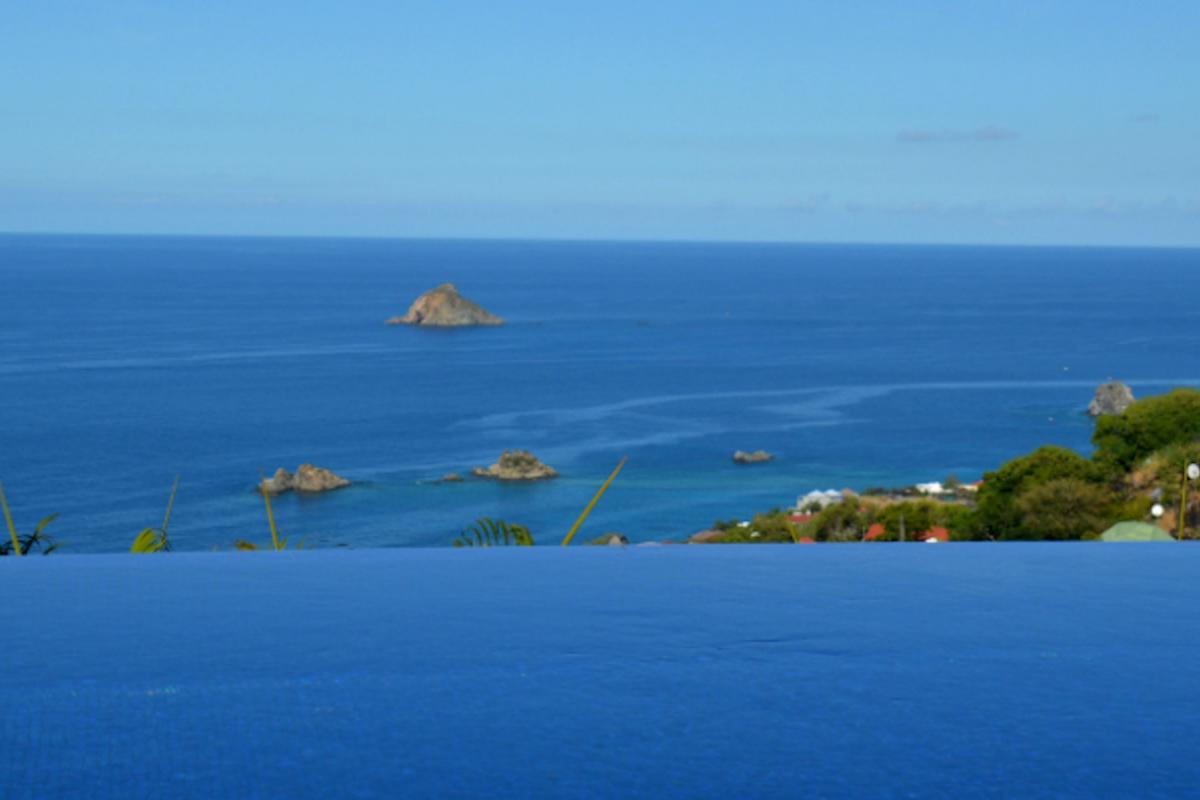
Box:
[1,544,1197,798]
[1,235,1199,551]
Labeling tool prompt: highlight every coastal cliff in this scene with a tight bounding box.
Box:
[386,283,503,327]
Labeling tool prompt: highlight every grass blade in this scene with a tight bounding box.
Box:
[260,474,282,551]
[0,481,21,557]
[162,476,181,535]
[561,457,627,546]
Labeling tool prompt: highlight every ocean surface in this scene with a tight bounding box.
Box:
[1,234,1199,552]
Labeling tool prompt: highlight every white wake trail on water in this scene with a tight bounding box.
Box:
[452,378,1200,432]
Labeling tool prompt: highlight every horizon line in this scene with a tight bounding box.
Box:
[1,228,1198,253]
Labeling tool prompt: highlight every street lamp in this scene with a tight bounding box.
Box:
[1179,463,1199,541]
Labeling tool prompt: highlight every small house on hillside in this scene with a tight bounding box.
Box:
[919,527,950,543]
[796,489,843,512]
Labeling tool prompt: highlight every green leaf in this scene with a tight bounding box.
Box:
[130,528,165,554]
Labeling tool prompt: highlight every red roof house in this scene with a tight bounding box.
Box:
[919,526,950,543]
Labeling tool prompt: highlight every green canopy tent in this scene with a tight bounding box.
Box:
[1099,521,1175,542]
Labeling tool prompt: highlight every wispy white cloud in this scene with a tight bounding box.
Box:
[896,126,1018,144]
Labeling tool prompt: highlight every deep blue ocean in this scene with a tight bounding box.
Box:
[2,234,1198,552]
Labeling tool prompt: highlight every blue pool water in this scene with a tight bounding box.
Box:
[1,235,1199,551]
[1,545,1196,798]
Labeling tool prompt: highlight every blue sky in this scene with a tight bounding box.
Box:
[2,1,1197,245]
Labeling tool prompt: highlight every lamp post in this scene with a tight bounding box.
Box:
[1179,463,1200,541]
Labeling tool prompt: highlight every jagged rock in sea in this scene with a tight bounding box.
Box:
[1087,381,1135,416]
[588,533,629,546]
[260,464,350,495]
[688,530,726,544]
[260,468,294,495]
[386,283,503,327]
[471,450,559,481]
[439,473,464,483]
[733,450,774,464]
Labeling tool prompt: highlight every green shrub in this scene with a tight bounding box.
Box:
[710,510,797,543]
[975,446,1100,538]
[1117,494,1155,522]
[1092,388,1200,473]
[1010,477,1118,540]
[868,500,976,541]
[1146,441,1200,505]
[809,500,867,542]
[749,510,801,542]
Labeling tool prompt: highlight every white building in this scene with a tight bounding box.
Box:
[795,489,844,511]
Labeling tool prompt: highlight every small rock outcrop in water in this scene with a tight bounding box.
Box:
[386,283,503,327]
[1087,381,1135,416]
[260,464,350,495]
[733,450,774,464]
[588,533,629,546]
[471,450,559,481]
[439,473,464,483]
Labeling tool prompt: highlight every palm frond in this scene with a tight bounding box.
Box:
[453,518,534,547]
[0,486,58,556]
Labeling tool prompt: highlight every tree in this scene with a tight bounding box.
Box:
[809,499,867,542]
[711,510,798,543]
[871,500,977,541]
[875,500,940,539]
[1092,388,1200,474]
[1011,478,1116,540]
[974,446,1099,538]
